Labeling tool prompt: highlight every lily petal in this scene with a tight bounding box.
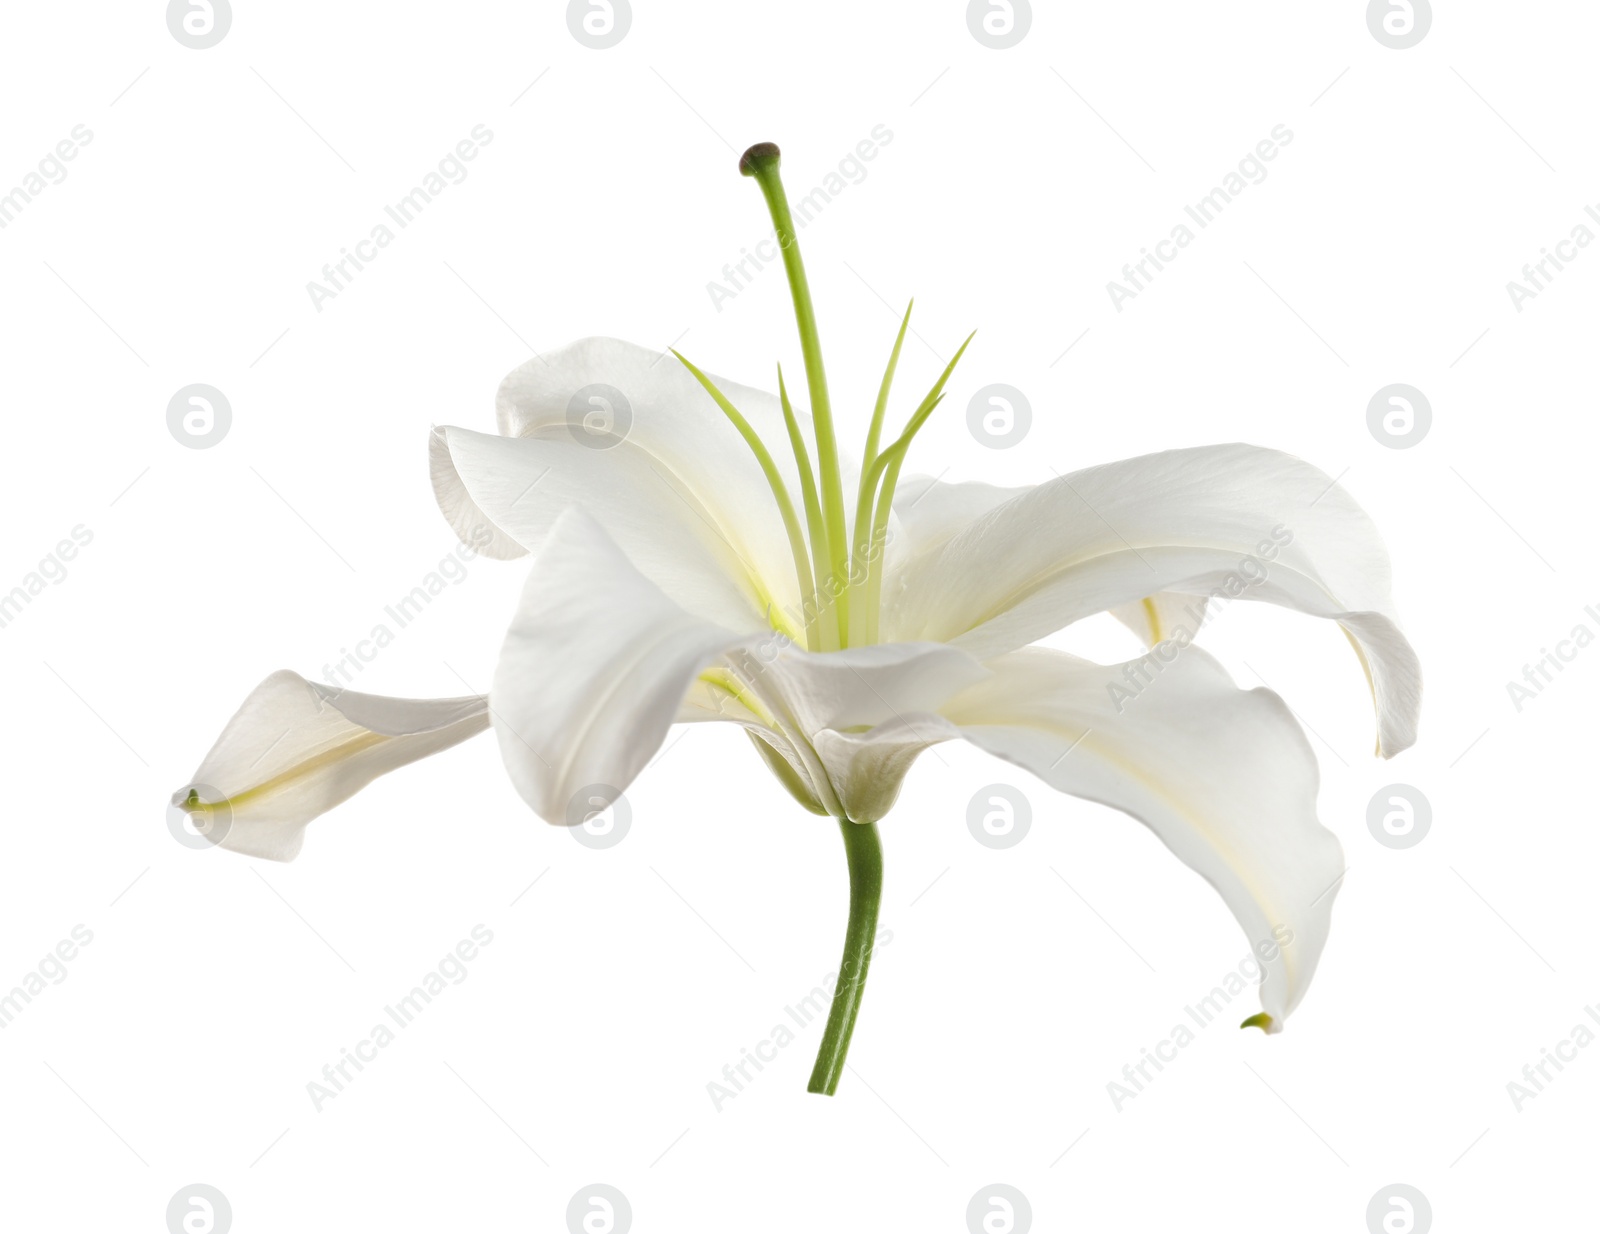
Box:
[171,673,489,861]
[735,638,989,738]
[432,425,773,632]
[729,639,988,822]
[889,445,1421,756]
[496,338,796,463]
[490,502,983,824]
[437,338,887,640]
[685,637,989,821]
[942,645,1343,1029]
[491,507,745,824]
[470,338,811,605]
[813,716,958,823]
[896,476,1214,661]
[1110,593,1211,648]
[892,473,1023,557]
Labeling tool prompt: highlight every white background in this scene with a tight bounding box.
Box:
[1,1,1594,1230]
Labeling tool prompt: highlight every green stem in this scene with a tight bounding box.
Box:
[807,818,884,1096]
[742,143,850,647]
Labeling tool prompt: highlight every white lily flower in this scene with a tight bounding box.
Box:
[174,143,1419,1094]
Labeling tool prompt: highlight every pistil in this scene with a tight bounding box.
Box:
[741,144,852,648]
[690,143,975,653]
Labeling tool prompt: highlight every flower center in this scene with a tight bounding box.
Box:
[675,142,972,653]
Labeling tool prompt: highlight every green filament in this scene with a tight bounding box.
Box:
[847,302,914,646]
[861,333,975,642]
[673,350,815,646]
[859,300,913,492]
[777,365,835,651]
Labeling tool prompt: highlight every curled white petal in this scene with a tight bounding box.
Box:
[490,508,746,823]
[729,639,986,822]
[943,644,1344,1028]
[889,445,1421,756]
[432,424,772,631]
[1109,593,1211,648]
[172,673,488,861]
